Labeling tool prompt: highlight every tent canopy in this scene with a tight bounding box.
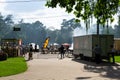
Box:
[62,43,70,46]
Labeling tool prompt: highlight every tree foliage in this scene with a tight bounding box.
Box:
[15,21,47,46]
[0,13,47,47]
[46,18,81,44]
[0,13,81,46]
[60,18,81,44]
[0,13,12,38]
[1,13,120,48]
[114,16,120,38]
[46,0,120,24]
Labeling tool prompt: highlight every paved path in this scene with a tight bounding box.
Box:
[0,53,120,80]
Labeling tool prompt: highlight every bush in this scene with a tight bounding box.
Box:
[0,50,8,61]
[2,48,18,57]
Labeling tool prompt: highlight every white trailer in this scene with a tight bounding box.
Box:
[73,34,114,60]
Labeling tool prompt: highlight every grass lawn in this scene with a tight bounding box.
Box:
[115,56,120,63]
[0,57,28,77]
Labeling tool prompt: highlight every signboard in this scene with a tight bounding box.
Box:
[13,27,21,31]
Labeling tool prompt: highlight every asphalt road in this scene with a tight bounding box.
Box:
[0,53,120,80]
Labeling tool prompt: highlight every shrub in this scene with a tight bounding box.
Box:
[0,50,8,61]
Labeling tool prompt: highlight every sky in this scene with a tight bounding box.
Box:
[0,0,75,29]
[0,0,118,30]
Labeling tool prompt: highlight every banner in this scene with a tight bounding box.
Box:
[43,37,50,49]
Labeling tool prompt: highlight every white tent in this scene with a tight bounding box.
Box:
[53,43,59,45]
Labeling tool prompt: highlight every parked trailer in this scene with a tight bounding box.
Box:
[73,34,114,60]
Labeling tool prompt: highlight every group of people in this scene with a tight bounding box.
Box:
[28,44,69,60]
[28,43,116,63]
[93,44,115,64]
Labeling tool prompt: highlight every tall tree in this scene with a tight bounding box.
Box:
[6,20,47,47]
[60,18,81,44]
[0,13,12,39]
[61,18,81,30]
[114,16,120,38]
[46,0,120,34]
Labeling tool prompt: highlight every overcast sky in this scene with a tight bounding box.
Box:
[0,0,118,30]
[0,0,75,29]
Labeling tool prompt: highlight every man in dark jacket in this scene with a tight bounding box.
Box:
[59,45,65,59]
[93,45,102,64]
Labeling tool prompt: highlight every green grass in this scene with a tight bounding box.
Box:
[114,56,120,63]
[0,57,28,77]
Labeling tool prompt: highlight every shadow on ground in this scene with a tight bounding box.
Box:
[76,77,91,80]
[72,59,120,80]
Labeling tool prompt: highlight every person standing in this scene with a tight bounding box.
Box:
[108,45,115,64]
[59,45,65,59]
[93,44,102,64]
[35,44,37,52]
[28,44,33,60]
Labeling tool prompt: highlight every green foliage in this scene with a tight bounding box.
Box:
[0,13,81,47]
[0,15,47,47]
[0,13,12,39]
[113,16,120,38]
[46,18,81,44]
[59,18,81,44]
[46,0,120,25]
[45,0,120,35]
[1,12,120,48]
[94,0,119,24]
[114,56,120,63]
[75,19,80,22]
[0,57,27,77]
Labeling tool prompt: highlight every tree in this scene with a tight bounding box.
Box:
[4,15,14,26]
[114,16,120,38]
[16,21,47,46]
[61,18,81,30]
[0,13,5,38]
[46,28,59,44]
[60,18,81,44]
[0,13,12,39]
[45,18,81,45]
[46,0,120,34]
